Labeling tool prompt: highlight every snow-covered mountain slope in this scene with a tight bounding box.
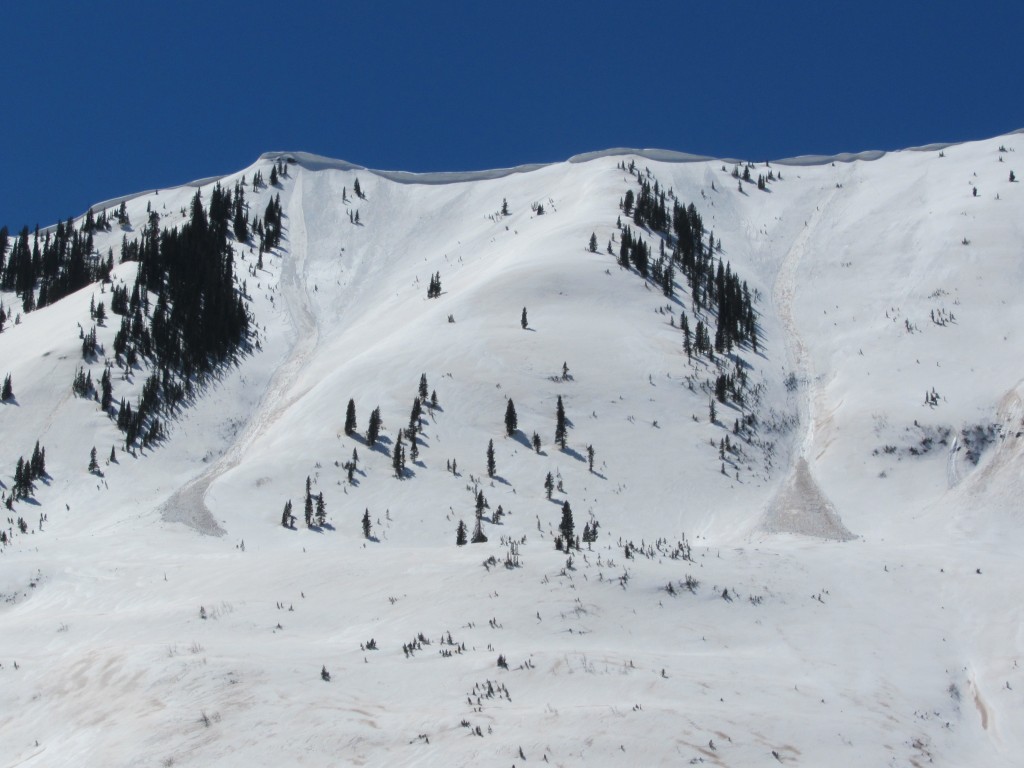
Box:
[1,131,1023,767]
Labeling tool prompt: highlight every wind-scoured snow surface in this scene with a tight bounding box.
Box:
[2,132,1023,766]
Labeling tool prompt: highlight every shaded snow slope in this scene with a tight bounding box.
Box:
[2,131,1024,766]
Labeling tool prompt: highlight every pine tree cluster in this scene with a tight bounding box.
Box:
[9,442,46,502]
[616,166,759,355]
[427,272,442,298]
[0,220,114,313]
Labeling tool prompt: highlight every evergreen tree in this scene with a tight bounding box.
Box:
[362,508,372,539]
[344,398,357,436]
[1,373,12,401]
[366,406,382,446]
[559,500,574,548]
[588,232,598,253]
[501,198,509,216]
[472,492,488,544]
[544,471,554,500]
[471,518,487,543]
[555,395,567,450]
[418,373,428,401]
[521,307,528,329]
[232,182,248,241]
[109,446,117,463]
[353,178,363,199]
[13,457,24,498]
[392,431,406,478]
[281,500,293,528]
[456,519,467,545]
[88,447,99,474]
[304,493,314,528]
[30,442,45,479]
[427,272,442,298]
[486,439,496,478]
[100,367,113,412]
[15,456,35,499]
[505,399,518,436]
[532,431,541,453]
[587,444,595,473]
[316,493,326,526]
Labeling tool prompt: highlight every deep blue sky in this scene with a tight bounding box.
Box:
[3,1,1022,229]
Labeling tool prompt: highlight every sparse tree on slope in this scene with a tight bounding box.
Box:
[393,431,406,479]
[472,518,487,543]
[559,500,575,548]
[555,395,567,450]
[367,407,382,446]
[505,399,518,437]
[344,398,357,436]
[409,397,422,431]
[316,493,326,526]
[30,442,46,479]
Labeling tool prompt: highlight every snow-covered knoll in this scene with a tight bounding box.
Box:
[1,132,1023,767]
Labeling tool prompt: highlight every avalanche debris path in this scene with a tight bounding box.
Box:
[763,186,853,540]
[159,169,319,534]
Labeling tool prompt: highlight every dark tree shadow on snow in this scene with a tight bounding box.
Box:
[562,446,586,463]
[510,431,533,451]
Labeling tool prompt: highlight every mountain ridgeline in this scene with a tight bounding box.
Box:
[3,135,1024,767]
